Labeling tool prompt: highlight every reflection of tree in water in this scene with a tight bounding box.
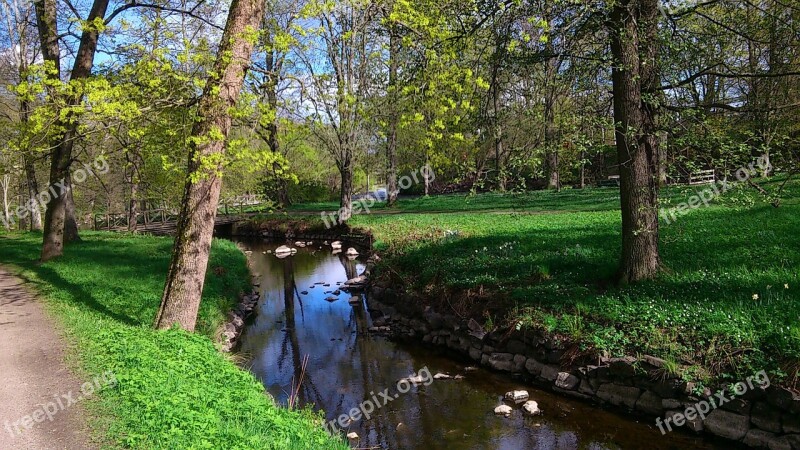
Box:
[337,252,359,281]
[277,256,324,407]
[335,251,422,446]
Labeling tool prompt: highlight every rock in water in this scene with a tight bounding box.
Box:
[522,400,541,416]
[504,390,530,403]
[494,405,513,417]
[346,247,359,256]
[325,296,338,302]
[331,241,343,250]
[346,432,359,440]
[275,245,292,255]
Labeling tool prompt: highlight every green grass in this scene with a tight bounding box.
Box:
[289,187,623,214]
[0,232,347,450]
[287,183,752,215]
[304,178,800,387]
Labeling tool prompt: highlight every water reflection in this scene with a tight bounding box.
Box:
[238,240,724,450]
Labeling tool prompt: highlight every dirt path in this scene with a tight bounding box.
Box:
[0,267,94,450]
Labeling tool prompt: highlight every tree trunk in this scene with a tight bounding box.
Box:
[544,94,559,190]
[155,0,268,332]
[23,155,42,231]
[19,66,43,231]
[262,39,291,207]
[338,153,353,223]
[386,25,399,206]
[41,147,72,260]
[1,176,10,230]
[610,0,662,283]
[493,86,506,192]
[580,149,586,189]
[544,38,560,191]
[36,0,109,261]
[64,174,81,243]
[127,163,139,232]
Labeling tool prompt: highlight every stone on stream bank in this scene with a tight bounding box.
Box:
[366,284,800,449]
[219,291,260,352]
[522,401,542,416]
[504,390,530,404]
[494,405,513,417]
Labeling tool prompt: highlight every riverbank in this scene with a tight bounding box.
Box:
[352,183,800,388]
[246,179,800,447]
[0,232,347,449]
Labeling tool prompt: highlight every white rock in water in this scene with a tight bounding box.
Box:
[346,247,359,256]
[494,405,513,417]
[400,374,426,384]
[504,390,529,403]
[295,241,306,247]
[522,400,541,416]
[275,245,292,254]
[346,432,359,440]
[331,241,342,249]
[433,373,452,380]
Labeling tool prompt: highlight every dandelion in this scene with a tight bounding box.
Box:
[785,284,790,289]
[752,294,759,301]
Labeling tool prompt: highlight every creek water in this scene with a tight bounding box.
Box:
[237,239,726,450]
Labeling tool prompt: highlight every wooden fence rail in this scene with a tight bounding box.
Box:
[95,195,272,233]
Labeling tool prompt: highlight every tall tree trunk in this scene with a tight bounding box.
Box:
[580,149,586,189]
[544,36,560,190]
[1,176,10,231]
[18,54,43,231]
[127,155,139,231]
[36,0,109,261]
[610,0,662,283]
[262,38,291,207]
[493,85,505,192]
[386,25,399,206]
[155,0,268,332]
[544,91,559,189]
[23,155,42,231]
[64,173,81,242]
[338,152,353,223]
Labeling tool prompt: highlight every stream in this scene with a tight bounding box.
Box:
[237,239,727,450]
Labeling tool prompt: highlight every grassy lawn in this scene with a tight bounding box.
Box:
[325,179,800,388]
[0,232,346,450]
[287,182,757,215]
